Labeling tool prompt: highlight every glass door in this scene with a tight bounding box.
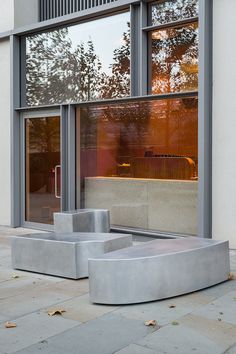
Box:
[24,115,61,225]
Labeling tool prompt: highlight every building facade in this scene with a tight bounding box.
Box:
[0,0,234,247]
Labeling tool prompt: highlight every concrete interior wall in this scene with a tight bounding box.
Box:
[212,0,236,249]
[0,39,11,226]
[85,177,198,235]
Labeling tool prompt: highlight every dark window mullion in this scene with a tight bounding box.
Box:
[143,16,199,32]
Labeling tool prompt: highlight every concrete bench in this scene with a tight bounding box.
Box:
[11,232,132,279]
[54,209,110,233]
[89,237,230,304]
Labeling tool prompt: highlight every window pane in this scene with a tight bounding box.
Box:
[25,12,130,106]
[77,97,198,235]
[151,22,198,94]
[151,0,198,26]
[25,117,61,224]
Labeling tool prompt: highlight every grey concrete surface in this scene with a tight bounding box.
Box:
[0,226,235,354]
[11,232,132,279]
[84,177,197,235]
[54,209,110,233]
[89,238,230,304]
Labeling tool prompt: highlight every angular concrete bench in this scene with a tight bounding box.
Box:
[11,232,132,279]
[89,237,230,304]
[54,209,110,233]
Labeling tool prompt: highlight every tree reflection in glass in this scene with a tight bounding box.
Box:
[26,12,130,106]
[151,0,198,26]
[151,22,198,94]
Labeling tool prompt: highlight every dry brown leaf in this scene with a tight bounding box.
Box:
[144,320,157,327]
[47,309,66,317]
[5,322,17,328]
[228,273,235,281]
[168,305,176,309]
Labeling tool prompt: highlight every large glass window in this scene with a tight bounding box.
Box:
[76,97,198,235]
[25,12,130,106]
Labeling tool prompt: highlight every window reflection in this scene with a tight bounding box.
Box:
[77,98,198,234]
[79,97,198,183]
[151,0,198,26]
[25,117,61,224]
[151,22,198,94]
[25,12,130,106]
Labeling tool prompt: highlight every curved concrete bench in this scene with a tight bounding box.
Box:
[11,232,132,279]
[89,238,230,304]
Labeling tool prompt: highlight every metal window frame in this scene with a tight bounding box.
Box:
[10,0,212,239]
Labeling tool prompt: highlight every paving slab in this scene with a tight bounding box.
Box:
[0,287,74,319]
[225,345,236,354]
[191,291,236,326]
[0,311,79,354]
[179,314,236,350]
[14,344,66,354]
[0,228,235,354]
[25,313,157,354]
[137,322,224,354]
[114,343,158,354]
[0,277,51,301]
[44,278,89,297]
[199,279,236,298]
[47,293,118,322]
[115,291,214,326]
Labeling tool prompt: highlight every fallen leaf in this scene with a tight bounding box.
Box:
[228,273,235,281]
[144,320,157,327]
[11,274,19,279]
[5,322,17,328]
[218,318,222,322]
[47,309,66,317]
[219,312,223,315]
[168,305,176,309]
[171,321,179,326]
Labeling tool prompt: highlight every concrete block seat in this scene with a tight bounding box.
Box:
[89,237,230,305]
[54,209,110,233]
[11,232,132,279]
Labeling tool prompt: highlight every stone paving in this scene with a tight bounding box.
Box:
[0,226,235,354]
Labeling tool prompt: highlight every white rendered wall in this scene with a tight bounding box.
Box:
[0,39,11,225]
[212,0,236,248]
[14,0,39,28]
[0,1,39,226]
[0,0,38,32]
[0,1,14,32]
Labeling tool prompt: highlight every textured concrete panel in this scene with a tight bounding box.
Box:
[147,180,198,235]
[111,204,148,228]
[89,238,230,304]
[84,177,197,234]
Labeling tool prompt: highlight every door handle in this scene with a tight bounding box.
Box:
[54,165,61,199]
